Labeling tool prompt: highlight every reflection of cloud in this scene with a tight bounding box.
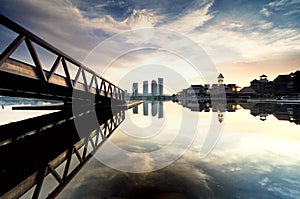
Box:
[58,158,216,199]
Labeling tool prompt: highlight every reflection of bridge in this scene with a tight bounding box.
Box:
[0,14,127,198]
[0,109,125,198]
[0,14,125,106]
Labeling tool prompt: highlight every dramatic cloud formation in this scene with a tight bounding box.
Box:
[1,0,299,88]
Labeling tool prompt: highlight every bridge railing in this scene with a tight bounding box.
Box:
[0,14,124,102]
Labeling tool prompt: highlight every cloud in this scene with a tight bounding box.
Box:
[57,151,216,199]
[162,1,214,33]
[88,8,163,34]
[268,0,300,10]
[260,7,271,17]
[1,0,299,88]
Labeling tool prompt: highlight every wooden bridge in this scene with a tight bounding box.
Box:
[0,14,127,198]
[0,14,125,106]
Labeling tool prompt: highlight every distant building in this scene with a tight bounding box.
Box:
[158,78,163,96]
[250,74,269,90]
[177,73,238,101]
[273,74,292,96]
[143,81,148,96]
[247,71,300,98]
[249,74,274,97]
[151,80,157,96]
[239,86,258,99]
[218,73,224,85]
[132,83,138,96]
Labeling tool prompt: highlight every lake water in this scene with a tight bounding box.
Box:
[53,101,300,199]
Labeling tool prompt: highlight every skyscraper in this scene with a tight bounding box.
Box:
[143,81,148,96]
[132,82,138,96]
[151,80,157,96]
[158,78,163,96]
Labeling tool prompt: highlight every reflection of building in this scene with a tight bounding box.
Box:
[218,111,224,123]
[133,100,164,119]
[132,83,138,96]
[151,80,157,96]
[239,102,300,125]
[178,99,239,113]
[143,81,148,96]
[143,101,148,116]
[158,78,163,96]
[151,100,158,116]
[158,101,163,118]
[133,105,138,114]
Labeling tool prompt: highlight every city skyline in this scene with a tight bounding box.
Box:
[0,0,299,90]
[131,78,164,96]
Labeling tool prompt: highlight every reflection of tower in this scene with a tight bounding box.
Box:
[158,78,163,96]
[143,101,148,116]
[158,101,163,118]
[143,81,148,96]
[218,110,224,123]
[152,100,158,116]
[151,80,157,96]
[218,73,224,85]
[259,113,267,121]
[133,106,138,114]
[132,82,138,96]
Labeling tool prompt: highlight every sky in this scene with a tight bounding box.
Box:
[0,0,300,92]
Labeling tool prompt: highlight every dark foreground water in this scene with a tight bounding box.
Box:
[1,100,300,199]
[54,101,300,199]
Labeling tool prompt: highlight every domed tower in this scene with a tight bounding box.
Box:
[218,73,224,85]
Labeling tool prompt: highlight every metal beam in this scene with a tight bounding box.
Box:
[25,38,47,82]
[0,34,25,66]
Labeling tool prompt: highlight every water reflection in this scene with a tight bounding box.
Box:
[0,108,125,199]
[178,99,300,125]
[241,102,300,124]
[57,101,300,199]
[2,100,300,199]
[133,100,164,119]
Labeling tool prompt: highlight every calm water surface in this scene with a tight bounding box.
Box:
[54,101,300,199]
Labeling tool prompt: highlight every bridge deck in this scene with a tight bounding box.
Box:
[0,14,125,105]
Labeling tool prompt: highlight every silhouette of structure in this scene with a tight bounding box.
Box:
[158,78,163,96]
[132,83,138,96]
[151,80,158,96]
[143,81,148,96]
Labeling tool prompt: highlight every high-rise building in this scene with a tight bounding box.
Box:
[158,78,163,96]
[143,81,148,96]
[151,80,157,96]
[132,82,138,96]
